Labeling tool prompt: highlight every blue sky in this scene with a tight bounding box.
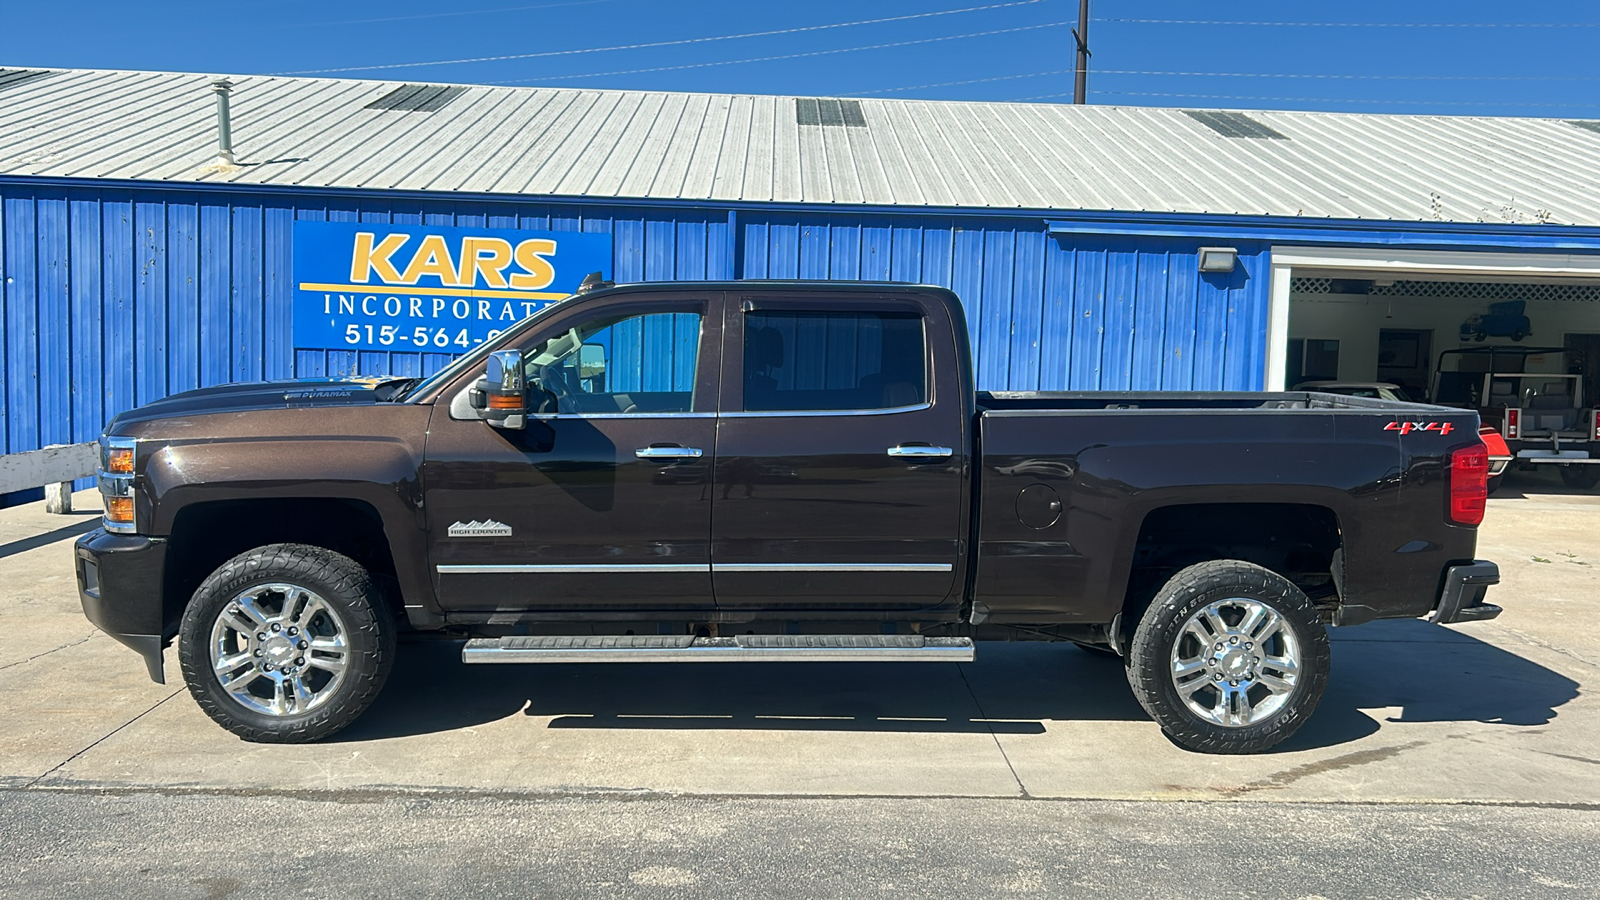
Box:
[5,0,1597,117]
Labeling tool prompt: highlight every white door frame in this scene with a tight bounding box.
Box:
[1266,246,1600,390]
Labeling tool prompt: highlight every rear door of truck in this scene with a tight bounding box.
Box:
[708,291,969,614]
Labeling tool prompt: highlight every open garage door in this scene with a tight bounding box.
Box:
[1269,247,1600,492]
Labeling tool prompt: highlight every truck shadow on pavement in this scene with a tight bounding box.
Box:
[332,618,1578,753]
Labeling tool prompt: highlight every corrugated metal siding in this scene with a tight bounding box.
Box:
[6,69,1600,226]
[0,181,1266,459]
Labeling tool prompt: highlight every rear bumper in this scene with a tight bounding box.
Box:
[1430,560,1501,625]
[74,529,168,683]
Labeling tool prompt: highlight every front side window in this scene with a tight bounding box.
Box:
[525,311,701,414]
[743,311,926,412]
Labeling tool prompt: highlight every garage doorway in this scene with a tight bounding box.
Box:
[1565,333,1600,409]
[1268,247,1600,396]
[1377,329,1432,399]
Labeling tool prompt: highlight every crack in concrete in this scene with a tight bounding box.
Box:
[956,663,1029,799]
[25,689,183,788]
[0,633,95,672]
[1491,624,1600,674]
[9,779,1600,811]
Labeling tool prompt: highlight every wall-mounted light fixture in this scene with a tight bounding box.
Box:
[1197,246,1237,273]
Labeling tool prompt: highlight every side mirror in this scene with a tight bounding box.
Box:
[480,349,527,430]
[578,342,607,385]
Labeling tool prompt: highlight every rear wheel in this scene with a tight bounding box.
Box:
[1486,473,1504,495]
[1126,560,1330,754]
[1559,465,1600,490]
[178,543,395,743]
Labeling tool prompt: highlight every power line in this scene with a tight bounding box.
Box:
[847,69,1076,95]
[283,0,616,30]
[1094,18,1600,28]
[1022,89,1600,109]
[487,21,1072,84]
[1094,69,1600,82]
[280,0,1046,75]
[852,68,1600,96]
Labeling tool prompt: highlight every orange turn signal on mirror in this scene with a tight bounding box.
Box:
[487,393,523,410]
[106,448,134,474]
[105,496,134,524]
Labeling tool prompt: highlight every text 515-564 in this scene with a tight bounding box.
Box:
[344,324,503,349]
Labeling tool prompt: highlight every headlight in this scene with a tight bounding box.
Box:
[98,436,138,534]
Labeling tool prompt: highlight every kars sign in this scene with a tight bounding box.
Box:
[292,221,612,352]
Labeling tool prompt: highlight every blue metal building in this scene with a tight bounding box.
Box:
[5,67,1600,490]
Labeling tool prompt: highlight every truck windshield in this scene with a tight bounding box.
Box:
[394,301,569,402]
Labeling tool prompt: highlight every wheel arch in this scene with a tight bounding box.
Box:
[1118,502,1344,634]
[161,497,412,639]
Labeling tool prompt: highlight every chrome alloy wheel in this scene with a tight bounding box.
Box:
[1169,597,1301,728]
[208,583,350,717]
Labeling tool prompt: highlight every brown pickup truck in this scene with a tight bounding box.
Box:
[76,280,1500,753]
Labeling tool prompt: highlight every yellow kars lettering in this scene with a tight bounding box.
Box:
[456,237,514,289]
[399,235,461,286]
[349,232,409,284]
[510,239,558,290]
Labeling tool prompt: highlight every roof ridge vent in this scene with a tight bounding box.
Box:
[0,69,58,93]
[796,98,866,128]
[1183,109,1288,140]
[366,84,469,113]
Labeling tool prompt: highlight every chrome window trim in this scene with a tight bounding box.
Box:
[713,563,953,573]
[438,562,953,574]
[530,412,717,420]
[722,402,932,419]
[439,563,712,574]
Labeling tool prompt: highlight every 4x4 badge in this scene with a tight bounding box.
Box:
[448,519,512,538]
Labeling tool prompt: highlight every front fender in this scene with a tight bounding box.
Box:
[138,429,434,618]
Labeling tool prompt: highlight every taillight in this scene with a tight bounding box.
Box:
[1505,408,1520,440]
[1449,443,1489,526]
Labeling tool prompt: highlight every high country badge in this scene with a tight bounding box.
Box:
[447,519,513,538]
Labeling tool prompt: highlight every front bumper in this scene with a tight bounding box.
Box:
[1430,560,1501,625]
[75,529,169,683]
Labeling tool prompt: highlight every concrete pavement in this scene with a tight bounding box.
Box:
[1,467,1598,806]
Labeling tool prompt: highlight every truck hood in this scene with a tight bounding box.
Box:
[106,377,401,430]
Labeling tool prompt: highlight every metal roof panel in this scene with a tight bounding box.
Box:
[4,67,1600,227]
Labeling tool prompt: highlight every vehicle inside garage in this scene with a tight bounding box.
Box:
[1288,271,1600,487]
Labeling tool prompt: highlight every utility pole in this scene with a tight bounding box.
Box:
[1073,0,1091,104]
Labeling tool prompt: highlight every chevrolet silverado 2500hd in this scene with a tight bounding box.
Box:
[76,280,1500,753]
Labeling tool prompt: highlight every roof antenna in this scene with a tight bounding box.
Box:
[575,271,613,294]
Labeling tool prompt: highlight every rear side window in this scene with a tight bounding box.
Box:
[743,311,926,412]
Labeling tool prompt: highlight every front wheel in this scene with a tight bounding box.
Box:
[1126,560,1330,754]
[1559,465,1600,490]
[178,544,395,743]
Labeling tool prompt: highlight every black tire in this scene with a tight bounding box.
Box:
[1558,465,1600,490]
[1069,641,1122,660]
[178,543,395,743]
[1126,560,1330,754]
[1486,473,1504,495]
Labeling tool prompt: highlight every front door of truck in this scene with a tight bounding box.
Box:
[422,294,721,612]
[710,294,966,614]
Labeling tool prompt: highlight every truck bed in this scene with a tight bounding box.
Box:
[972,391,1482,627]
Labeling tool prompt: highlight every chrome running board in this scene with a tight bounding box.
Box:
[461,634,975,664]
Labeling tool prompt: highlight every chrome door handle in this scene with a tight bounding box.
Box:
[635,446,704,459]
[887,445,953,459]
